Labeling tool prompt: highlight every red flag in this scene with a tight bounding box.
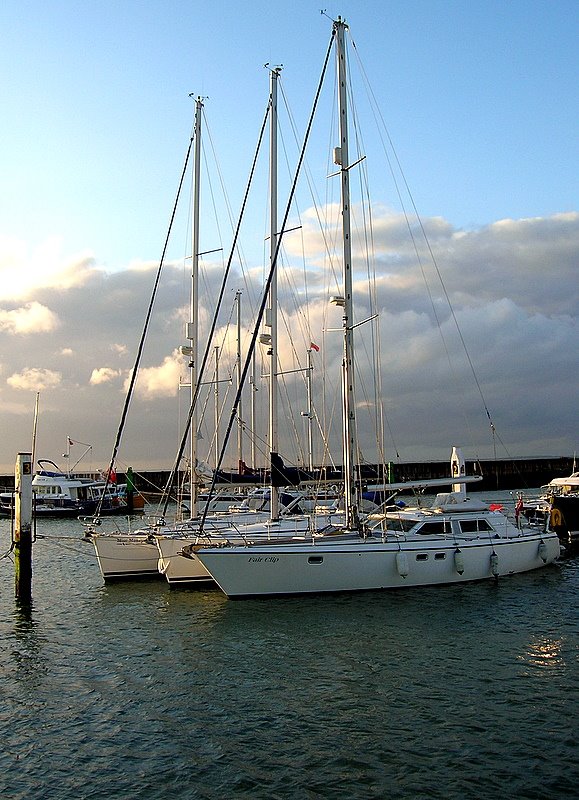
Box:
[108,468,117,483]
[310,342,320,352]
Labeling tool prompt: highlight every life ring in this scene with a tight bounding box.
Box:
[550,508,563,528]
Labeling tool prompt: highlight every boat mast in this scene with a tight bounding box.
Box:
[235,289,244,472]
[268,66,281,520]
[334,17,360,530]
[188,96,203,518]
[250,349,257,469]
[305,347,314,472]
[214,345,220,470]
[31,392,40,472]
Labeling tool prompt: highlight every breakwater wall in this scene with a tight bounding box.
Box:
[0,456,573,494]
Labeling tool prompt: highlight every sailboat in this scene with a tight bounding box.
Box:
[87,89,342,583]
[194,16,561,597]
[152,70,348,586]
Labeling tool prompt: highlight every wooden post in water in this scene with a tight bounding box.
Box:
[14,452,33,603]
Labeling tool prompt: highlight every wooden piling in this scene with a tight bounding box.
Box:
[14,452,33,603]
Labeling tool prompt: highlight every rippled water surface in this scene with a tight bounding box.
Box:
[1,501,577,800]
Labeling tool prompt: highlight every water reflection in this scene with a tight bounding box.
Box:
[520,635,566,671]
[3,600,50,688]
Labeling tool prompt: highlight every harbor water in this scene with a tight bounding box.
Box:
[1,493,577,800]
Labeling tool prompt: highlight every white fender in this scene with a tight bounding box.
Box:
[454,548,465,575]
[396,551,409,578]
[490,551,499,577]
[538,540,548,563]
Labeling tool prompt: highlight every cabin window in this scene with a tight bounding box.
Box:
[416,520,452,535]
[308,556,324,565]
[459,519,493,533]
[416,553,428,561]
[434,552,446,560]
[384,518,417,533]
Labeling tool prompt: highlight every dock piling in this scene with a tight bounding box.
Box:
[14,452,33,603]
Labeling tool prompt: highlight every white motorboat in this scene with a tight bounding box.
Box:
[0,459,129,518]
[196,460,560,597]
[521,468,579,545]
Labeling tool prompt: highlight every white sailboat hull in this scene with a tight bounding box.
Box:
[155,514,338,586]
[197,531,560,597]
[156,535,213,586]
[90,534,160,581]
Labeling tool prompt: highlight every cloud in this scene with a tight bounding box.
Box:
[0,235,102,301]
[0,301,60,334]
[90,367,123,385]
[7,368,61,391]
[130,350,185,399]
[0,209,576,471]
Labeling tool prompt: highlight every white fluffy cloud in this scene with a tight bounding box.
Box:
[90,367,123,385]
[130,350,185,399]
[0,209,576,471]
[0,235,101,301]
[7,368,61,391]
[0,301,60,334]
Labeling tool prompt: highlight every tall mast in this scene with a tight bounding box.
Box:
[31,392,40,472]
[188,96,203,518]
[250,349,257,469]
[268,66,281,520]
[334,17,360,530]
[214,345,220,470]
[235,289,244,472]
[305,348,314,472]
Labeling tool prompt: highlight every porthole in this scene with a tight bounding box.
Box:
[434,553,446,560]
[308,556,324,565]
[416,553,428,561]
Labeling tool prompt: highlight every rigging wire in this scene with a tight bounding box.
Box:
[203,110,261,321]
[342,39,396,470]
[198,28,337,533]
[94,134,194,519]
[349,36,509,459]
[160,97,272,518]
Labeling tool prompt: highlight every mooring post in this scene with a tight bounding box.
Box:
[14,452,33,603]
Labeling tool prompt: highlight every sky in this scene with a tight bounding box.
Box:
[0,0,577,477]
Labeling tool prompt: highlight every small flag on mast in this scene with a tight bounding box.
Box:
[309,342,320,352]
